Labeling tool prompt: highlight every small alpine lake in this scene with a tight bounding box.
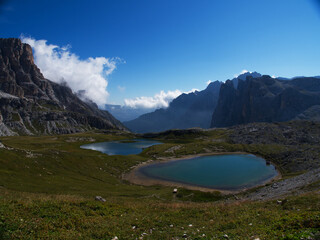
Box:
[137,154,278,191]
[80,139,162,155]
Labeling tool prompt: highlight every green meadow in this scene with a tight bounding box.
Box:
[0,130,319,239]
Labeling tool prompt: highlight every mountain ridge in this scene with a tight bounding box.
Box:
[0,38,126,136]
[211,75,320,127]
[125,72,320,133]
[124,81,222,133]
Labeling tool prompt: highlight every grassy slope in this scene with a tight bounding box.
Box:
[1,190,319,239]
[0,132,173,198]
[0,129,319,239]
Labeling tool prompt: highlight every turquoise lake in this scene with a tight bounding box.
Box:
[139,154,277,190]
[80,139,161,155]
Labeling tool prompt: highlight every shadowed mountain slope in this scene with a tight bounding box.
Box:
[211,75,320,127]
[124,81,222,133]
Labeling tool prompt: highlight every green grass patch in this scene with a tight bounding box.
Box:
[0,190,319,239]
[0,129,319,239]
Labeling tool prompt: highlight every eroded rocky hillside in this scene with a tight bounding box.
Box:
[0,38,126,136]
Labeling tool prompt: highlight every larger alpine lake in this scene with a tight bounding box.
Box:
[139,154,278,190]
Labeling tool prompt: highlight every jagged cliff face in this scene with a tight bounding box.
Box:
[0,38,126,136]
[211,75,320,127]
[124,81,222,133]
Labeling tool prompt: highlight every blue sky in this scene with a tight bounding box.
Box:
[1,0,320,107]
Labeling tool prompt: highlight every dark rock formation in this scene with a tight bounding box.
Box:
[0,38,126,136]
[211,75,320,127]
[124,81,222,133]
[231,71,261,88]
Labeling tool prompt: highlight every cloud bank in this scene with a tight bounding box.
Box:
[21,36,120,106]
[124,90,183,109]
[124,88,199,109]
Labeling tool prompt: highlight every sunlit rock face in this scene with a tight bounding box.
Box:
[0,38,126,136]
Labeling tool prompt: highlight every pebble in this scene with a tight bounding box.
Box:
[95,196,106,202]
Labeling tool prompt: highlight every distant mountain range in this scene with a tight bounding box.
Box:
[124,81,222,133]
[0,38,126,136]
[125,72,320,133]
[104,104,154,122]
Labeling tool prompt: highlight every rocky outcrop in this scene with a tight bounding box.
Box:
[244,167,320,201]
[124,81,222,133]
[211,75,320,127]
[0,38,126,136]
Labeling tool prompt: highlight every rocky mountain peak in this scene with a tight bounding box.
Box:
[0,38,56,100]
[206,80,222,91]
[0,38,126,136]
[237,71,261,81]
[211,75,320,128]
[1,38,34,64]
[232,71,262,88]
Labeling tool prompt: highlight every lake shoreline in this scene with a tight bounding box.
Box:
[122,152,282,194]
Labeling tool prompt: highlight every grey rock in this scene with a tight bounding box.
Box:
[246,168,320,201]
[0,38,127,136]
[95,196,106,202]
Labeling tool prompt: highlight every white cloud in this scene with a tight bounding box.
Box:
[206,80,212,85]
[117,85,126,92]
[124,90,183,109]
[124,88,200,109]
[21,36,121,107]
[234,69,249,78]
[184,88,199,94]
